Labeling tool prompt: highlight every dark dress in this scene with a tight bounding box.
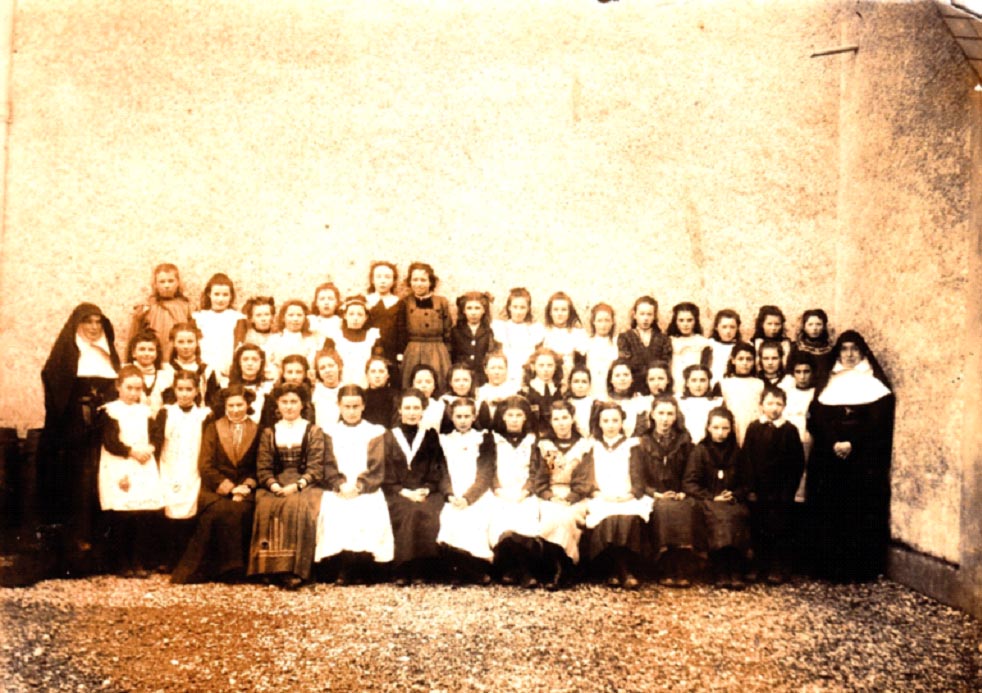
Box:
[683,439,751,553]
[364,386,398,428]
[806,392,895,581]
[449,323,497,386]
[638,428,700,554]
[381,425,448,566]
[368,297,408,367]
[171,417,260,583]
[520,382,562,437]
[401,295,453,390]
[617,329,673,395]
[37,303,120,548]
[742,419,805,563]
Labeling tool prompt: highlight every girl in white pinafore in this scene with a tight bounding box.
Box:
[315,385,394,577]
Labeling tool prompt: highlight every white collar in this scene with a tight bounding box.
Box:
[392,426,425,462]
[818,358,891,406]
[758,415,787,427]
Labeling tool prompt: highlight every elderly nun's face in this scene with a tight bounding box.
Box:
[839,341,863,369]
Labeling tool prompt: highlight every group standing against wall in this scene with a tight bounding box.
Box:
[36,261,895,590]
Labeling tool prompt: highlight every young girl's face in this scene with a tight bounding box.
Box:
[282,362,307,386]
[533,354,557,383]
[686,370,710,397]
[503,407,526,433]
[410,270,432,297]
[732,351,755,376]
[283,305,306,333]
[316,356,341,387]
[132,340,157,368]
[550,300,570,328]
[366,360,389,388]
[448,369,473,396]
[508,297,529,323]
[716,317,739,343]
[675,310,696,336]
[209,284,232,311]
[277,392,303,422]
[315,290,338,318]
[344,305,368,330]
[485,357,508,386]
[598,409,624,439]
[803,316,825,340]
[634,303,656,331]
[225,395,248,423]
[251,304,273,332]
[154,271,179,299]
[464,300,485,326]
[593,309,614,338]
[760,348,781,376]
[373,266,395,295]
[550,408,574,439]
[569,371,591,397]
[645,368,670,395]
[651,402,676,436]
[792,363,813,389]
[339,395,365,425]
[173,330,198,362]
[451,405,476,433]
[610,365,633,394]
[399,396,424,425]
[240,349,263,381]
[118,375,144,405]
[762,314,783,338]
[412,370,436,398]
[173,379,198,408]
[707,415,731,443]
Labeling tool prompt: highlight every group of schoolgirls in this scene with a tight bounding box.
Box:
[97,259,833,589]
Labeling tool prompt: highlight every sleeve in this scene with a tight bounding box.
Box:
[682,446,710,500]
[635,438,656,497]
[300,425,328,486]
[533,444,554,501]
[233,318,247,350]
[567,450,596,503]
[423,431,450,494]
[381,434,405,497]
[659,333,673,364]
[392,302,409,360]
[441,297,453,344]
[523,441,538,495]
[356,433,387,494]
[197,423,228,493]
[731,447,751,502]
[101,413,131,458]
[320,430,344,491]
[629,444,646,499]
[462,432,496,505]
[150,408,168,457]
[256,428,276,489]
[616,332,633,362]
[783,425,806,498]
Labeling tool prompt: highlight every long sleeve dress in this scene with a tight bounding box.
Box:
[720,375,764,446]
[98,400,164,513]
[129,295,193,364]
[572,436,652,562]
[617,329,672,395]
[490,319,544,389]
[534,436,591,563]
[683,438,750,554]
[171,417,259,584]
[677,395,723,446]
[778,376,815,502]
[381,426,448,566]
[153,403,211,520]
[742,418,804,559]
[670,334,712,395]
[637,428,700,555]
[314,420,393,563]
[436,429,496,561]
[401,295,453,390]
[450,323,497,387]
[248,419,329,580]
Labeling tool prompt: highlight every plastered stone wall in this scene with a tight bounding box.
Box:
[0,1,974,571]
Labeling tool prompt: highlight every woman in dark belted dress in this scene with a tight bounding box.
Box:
[400,262,453,391]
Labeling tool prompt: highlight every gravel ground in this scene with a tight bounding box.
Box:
[1,576,980,692]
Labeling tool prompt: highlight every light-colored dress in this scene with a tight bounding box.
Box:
[670,334,711,395]
[720,376,764,446]
[542,326,587,391]
[98,400,164,512]
[264,331,321,372]
[678,396,723,446]
[487,433,540,546]
[491,320,544,388]
[334,327,381,388]
[158,403,210,519]
[436,429,494,560]
[312,382,341,433]
[193,308,245,385]
[583,438,652,529]
[535,437,591,562]
[568,395,597,438]
[583,336,619,400]
[707,339,737,387]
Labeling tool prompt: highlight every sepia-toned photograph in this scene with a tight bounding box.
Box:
[1,1,981,690]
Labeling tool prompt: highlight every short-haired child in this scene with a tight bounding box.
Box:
[130,263,192,363]
[779,351,816,503]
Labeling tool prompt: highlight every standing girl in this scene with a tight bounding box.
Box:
[780,351,817,502]
[308,282,343,344]
[683,407,751,589]
[677,364,723,446]
[381,388,449,585]
[401,262,453,391]
[152,370,211,570]
[164,323,220,416]
[617,296,672,394]
[264,299,319,375]
[314,385,394,584]
[248,383,329,589]
[436,398,496,584]
[792,308,835,384]
[540,291,586,392]
[125,329,173,416]
[572,402,651,589]
[667,302,711,395]
[720,343,764,446]
[707,309,743,387]
[752,305,792,371]
[228,343,272,424]
[171,386,259,584]
[311,347,344,433]
[240,296,276,352]
[333,296,381,388]
[475,351,518,431]
[583,302,619,400]
[521,347,563,436]
[192,273,246,386]
[450,292,496,386]
[565,365,597,439]
[98,365,164,577]
[129,263,192,364]
[491,288,544,389]
[366,261,407,371]
[638,395,699,588]
[758,340,786,387]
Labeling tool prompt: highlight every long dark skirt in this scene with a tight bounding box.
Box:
[172,493,255,584]
[700,500,751,553]
[385,492,444,565]
[749,502,795,559]
[584,515,646,562]
[650,497,701,555]
[248,487,323,580]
